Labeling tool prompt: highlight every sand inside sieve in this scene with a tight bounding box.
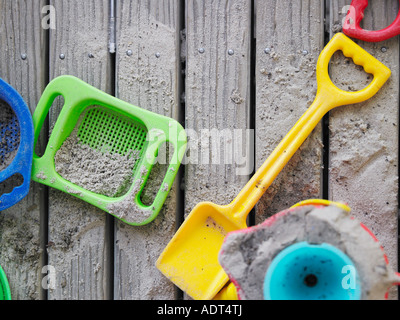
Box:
[54,126,141,199]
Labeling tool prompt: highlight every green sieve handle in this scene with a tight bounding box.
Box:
[137,122,186,218]
[32,76,82,161]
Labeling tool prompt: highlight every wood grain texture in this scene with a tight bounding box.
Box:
[48,0,112,300]
[0,0,46,300]
[114,0,181,300]
[255,0,325,222]
[0,0,398,301]
[185,0,252,215]
[329,0,399,298]
[183,0,251,299]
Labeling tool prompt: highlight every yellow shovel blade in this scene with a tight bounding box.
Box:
[156,202,247,300]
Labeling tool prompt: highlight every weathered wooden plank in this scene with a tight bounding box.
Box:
[330,0,399,298]
[48,0,112,300]
[1,0,397,302]
[183,0,251,299]
[0,0,46,300]
[185,0,251,214]
[114,0,181,300]
[255,0,325,222]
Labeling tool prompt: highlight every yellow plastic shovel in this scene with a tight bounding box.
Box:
[156,33,391,300]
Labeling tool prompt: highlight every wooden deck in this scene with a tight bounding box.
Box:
[0,0,398,300]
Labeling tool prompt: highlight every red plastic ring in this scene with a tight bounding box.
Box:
[343,0,400,42]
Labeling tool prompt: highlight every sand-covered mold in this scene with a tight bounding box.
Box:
[220,205,399,300]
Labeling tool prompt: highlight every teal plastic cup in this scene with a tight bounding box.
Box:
[263,242,361,300]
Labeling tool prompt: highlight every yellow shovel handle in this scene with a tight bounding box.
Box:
[230,33,390,223]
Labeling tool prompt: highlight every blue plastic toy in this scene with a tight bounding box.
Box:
[263,242,361,300]
[0,78,33,211]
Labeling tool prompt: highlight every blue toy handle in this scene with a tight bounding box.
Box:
[0,78,34,211]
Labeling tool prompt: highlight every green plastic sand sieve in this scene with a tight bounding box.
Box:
[31,75,187,226]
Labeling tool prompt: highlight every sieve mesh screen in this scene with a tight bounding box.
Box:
[0,101,20,168]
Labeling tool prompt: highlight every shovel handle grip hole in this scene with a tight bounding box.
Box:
[330,51,373,93]
[316,33,391,107]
